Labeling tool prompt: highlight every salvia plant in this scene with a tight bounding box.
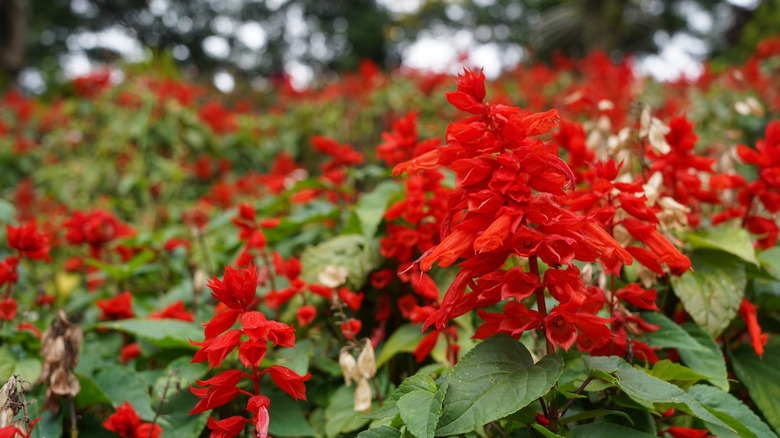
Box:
[0,37,779,438]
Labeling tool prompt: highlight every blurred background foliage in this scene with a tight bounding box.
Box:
[0,0,777,93]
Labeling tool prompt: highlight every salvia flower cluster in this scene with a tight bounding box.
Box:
[189,264,310,438]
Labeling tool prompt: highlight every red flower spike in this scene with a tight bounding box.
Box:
[206,416,249,438]
[150,300,195,322]
[6,220,51,262]
[413,330,440,362]
[103,401,162,438]
[97,292,134,321]
[264,366,311,401]
[120,343,141,363]
[0,298,17,321]
[739,298,768,359]
[207,265,259,311]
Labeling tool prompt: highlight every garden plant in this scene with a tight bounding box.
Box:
[1,37,780,438]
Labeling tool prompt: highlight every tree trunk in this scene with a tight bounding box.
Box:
[0,0,29,88]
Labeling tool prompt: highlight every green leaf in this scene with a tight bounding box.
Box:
[646,360,709,391]
[94,365,155,420]
[670,250,746,338]
[435,334,564,436]
[686,226,758,265]
[325,385,371,438]
[569,423,657,438]
[268,391,316,437]
[397,374,448,438]
[356,181,400,239]
[376,324,425,368]
[676,323,729,390]
[75,374,112,409]
[689,384,777,438]
[356,426,402,438]
[583,355,736,434]
[364,373,438,420]
[559,409,634,426]
[300,234,380,290]
[97,318,202,349]
[532,424,565,438]
[640,313,707,352]
[0,347,42,383]
[156,388,209,438]
[0,199,15,223]
[730,344,780,434]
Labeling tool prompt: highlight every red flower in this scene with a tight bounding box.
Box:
[120,343,141,363]
[189,370,244,415]
[6,221,51,261]
[341,318,362,340]
[0,257,19,286]
[103,401,162,438]
[164,237,191,251]
[615,283,659,310]
[263,366,311,401]
[247,395,271,438]
[191,329,243,369]
[622,218,691,275]
[296,305,317,326]
[545,301,613,351]
[0,297,17,321]
[337,288,364,311]
[97,292,134,321]
[207,265,259,312]
[150,300,194,322]
[739,298,768,359]
[206,416,248,438]
[659,426,714,438]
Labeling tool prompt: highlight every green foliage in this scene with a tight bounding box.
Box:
[670,250,746,338]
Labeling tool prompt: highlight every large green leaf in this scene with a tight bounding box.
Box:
[569,423,656,438]
[583,356,736,434]
[94,365,156,420]
[356,181,400,239]
[300,234,380,290]
[688,384,777,438]
[730,345,780,434]
[0,347,42,383]
[686,226,759,265]
[640,313,707,352]
[646,360,709,391]
[325,385,371,438]
[376,324,425,368]
[356,426,402,438]
[397,374,448,438]
[268,391,316,437]
[676,323,729,391]
[75,374,112,409]
[434,334,564,436]
[364,373,437,420]
[97,318,202,349]
[670,251,745,338]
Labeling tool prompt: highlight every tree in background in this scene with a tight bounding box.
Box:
[0,0,771,90]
